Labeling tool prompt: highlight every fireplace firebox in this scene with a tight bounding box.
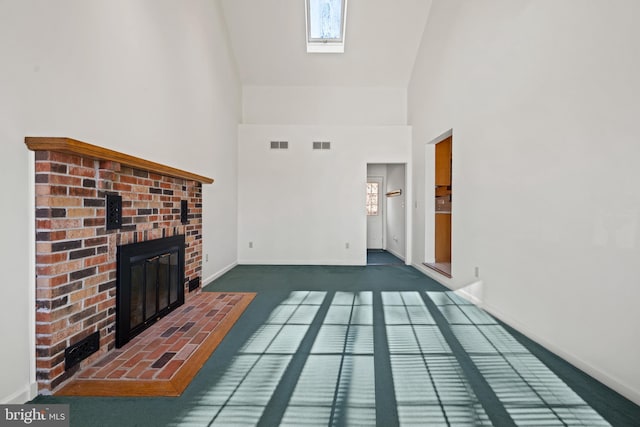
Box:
[116,235,185,347]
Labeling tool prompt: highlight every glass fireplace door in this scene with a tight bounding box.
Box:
[117,235,185,348]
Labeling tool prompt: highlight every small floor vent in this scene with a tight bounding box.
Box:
[189,277,201,292]
[65,331,100,370]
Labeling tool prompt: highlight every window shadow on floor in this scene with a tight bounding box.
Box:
[33,265,640,427]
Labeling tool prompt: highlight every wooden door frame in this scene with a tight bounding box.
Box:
[424,129,453,278]
[434,136,452,263]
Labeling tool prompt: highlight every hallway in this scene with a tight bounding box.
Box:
[34,265,639,426]
[366,249,404,266]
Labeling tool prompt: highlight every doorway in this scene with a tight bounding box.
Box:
[366,163,407,264]
[425,135,452,277]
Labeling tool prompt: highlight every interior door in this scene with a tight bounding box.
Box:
[366,176,384,249]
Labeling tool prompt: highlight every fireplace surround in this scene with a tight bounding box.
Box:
[26,137,213,394]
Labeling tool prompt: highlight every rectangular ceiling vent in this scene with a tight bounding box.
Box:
[313,141,331,150]
[270,141,288,149]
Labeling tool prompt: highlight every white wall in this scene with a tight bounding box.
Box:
[367,164,388,179]
[0,0,240,402]
[238,125,411,265]
[408,0,640,403]
[386,164,406,259]
[243,86,407,126]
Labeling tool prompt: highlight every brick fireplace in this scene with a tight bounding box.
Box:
[26,138,213,394]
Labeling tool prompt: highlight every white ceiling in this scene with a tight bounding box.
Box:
[219,0,432,87]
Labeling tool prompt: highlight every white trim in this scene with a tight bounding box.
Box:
[28,151,37,398]
[1,382,38,405]
[482,302,640,405]
[238,259,366,266]
[202,261,239,287]
[454,283,483,306]
[427,129,453,147]
[306,44,345,54]
[413,262,454,286]
[404,161,413,265]
[385,247,405,262]
[412,261,640,406]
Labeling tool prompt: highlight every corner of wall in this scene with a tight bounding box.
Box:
[480,301,640,406]
[28,150,36,393]
[202,261,238,288]
[411,262,640,406]
[1,382,38,405]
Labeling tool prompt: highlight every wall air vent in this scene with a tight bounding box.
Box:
[313,141,331,150]
[270,141,288,149]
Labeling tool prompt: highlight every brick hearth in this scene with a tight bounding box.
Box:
[29,139,212,394]
[56,292,255,397]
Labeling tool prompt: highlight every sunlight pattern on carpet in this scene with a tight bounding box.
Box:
[384,291,490,426]
[282,291,376,426]
[169,289,610,426]
[429,291,610,426]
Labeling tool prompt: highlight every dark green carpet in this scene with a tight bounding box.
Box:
[33,265,640,426]
[367,249,404,265]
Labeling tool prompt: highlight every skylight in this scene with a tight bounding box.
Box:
[305,0,347,53]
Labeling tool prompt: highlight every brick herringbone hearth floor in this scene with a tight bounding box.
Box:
[56,292,255,397]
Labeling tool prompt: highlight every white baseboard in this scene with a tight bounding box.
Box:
[412,262,640,406]
[202,261,238,287]
[412,262,454,286]
[481,302,640,406]
[237,259,366,266]
[455,284,483,306]
[1,382,38,404]
[385,247,406,262]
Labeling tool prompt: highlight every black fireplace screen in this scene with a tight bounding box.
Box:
[116,235,185,347]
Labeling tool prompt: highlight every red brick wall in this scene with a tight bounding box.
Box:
[34,151,203,393]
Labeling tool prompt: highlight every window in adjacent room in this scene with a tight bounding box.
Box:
[366,182,379,216]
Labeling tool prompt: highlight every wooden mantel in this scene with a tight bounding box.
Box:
[25,137,214,184]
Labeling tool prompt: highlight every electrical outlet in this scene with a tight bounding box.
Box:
[249,241,253,248]
[474,266,479,278]
[205,254,209,262]
[345,242,350,249]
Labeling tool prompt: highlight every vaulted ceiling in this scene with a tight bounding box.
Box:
[219,0,433,87]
